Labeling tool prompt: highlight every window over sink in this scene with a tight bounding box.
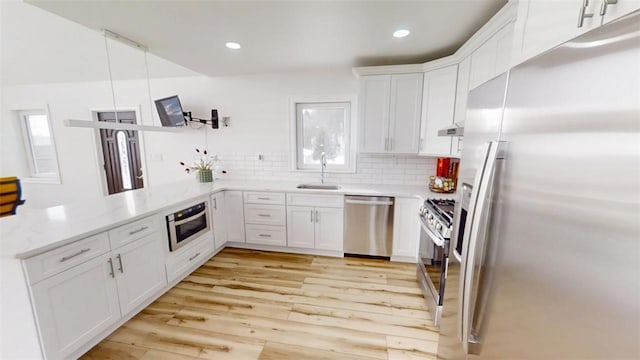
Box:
[291,99,356,173]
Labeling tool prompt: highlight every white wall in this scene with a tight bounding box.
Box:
[1,1,438,209]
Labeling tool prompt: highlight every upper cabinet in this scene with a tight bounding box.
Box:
[512,0,640,66]
[469,21,515,90]
[359,73,423,154]
[600,0,640,24]
[418,65,458,156]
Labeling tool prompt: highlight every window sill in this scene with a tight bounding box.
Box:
[21,177,61,185]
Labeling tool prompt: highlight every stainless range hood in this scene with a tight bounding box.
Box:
[438,123,464,136]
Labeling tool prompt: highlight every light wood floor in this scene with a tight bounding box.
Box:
[82,248,438,360]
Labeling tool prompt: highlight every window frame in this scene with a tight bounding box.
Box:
[289,96,357,173]
[17,106,62,184]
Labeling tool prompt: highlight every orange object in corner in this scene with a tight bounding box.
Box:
[436,158,450,177]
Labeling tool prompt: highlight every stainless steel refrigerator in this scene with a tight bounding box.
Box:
[438,11,640,360]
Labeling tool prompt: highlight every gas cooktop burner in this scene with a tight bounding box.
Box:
[425,199,455,227]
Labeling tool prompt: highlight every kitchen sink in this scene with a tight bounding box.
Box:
[296,184,341,190]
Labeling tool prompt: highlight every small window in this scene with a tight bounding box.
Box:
[294,101,354,172]
[18,109,61,182]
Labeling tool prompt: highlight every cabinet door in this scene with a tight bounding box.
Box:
[392,198,420,260]
[315,207,344,251]
[286,206,315,249]
[211,192,227,249]
[359,75,391,153]
[419,66,457,156]
[225,191,245,243]
[601,0,640,24]
[514,0,599,65]
[388,73,423,154]
[30,253,120,359]
[469,37,498,90]
[494,21,515,76]
[452,57,472,157]
[114,233,166,315]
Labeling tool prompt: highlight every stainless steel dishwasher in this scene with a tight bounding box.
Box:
[343,195,394,257]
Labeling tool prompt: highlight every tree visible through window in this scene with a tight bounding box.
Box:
[295,102,352,171]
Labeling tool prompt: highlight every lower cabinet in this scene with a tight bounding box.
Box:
[392,197,421,261]
[113,233,166,315]
[225,191,245,243]
[210,192,227,249]
[165,232,214,283]
[287,206,344,251]
[30,252,121,360]
[29,232,166,359]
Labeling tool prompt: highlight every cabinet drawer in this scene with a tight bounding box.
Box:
[244,204,286,226]
[245,224,287,246]
[108,215,160,249]
[165,233,214,284]
[286,193,344,208]
[243,192,285,205]
[23,232,111,285]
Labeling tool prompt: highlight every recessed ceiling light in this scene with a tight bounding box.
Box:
[393,29,410,38]
[225,42,241,50]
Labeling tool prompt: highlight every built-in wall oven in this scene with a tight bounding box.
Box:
[417,198,455,326]
[166,201,210,251]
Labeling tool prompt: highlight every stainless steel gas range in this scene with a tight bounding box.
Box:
[417,198,455,326]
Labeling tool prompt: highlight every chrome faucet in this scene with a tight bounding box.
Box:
[320,152,327,184]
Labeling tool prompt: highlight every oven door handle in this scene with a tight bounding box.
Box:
[419,219,445,247]
[173,210,207,226]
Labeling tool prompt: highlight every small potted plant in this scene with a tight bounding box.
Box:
[180,148,214,183]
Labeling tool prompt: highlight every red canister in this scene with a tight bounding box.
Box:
[436,157,450,178]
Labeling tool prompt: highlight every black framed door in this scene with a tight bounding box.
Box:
[97,111,144,195]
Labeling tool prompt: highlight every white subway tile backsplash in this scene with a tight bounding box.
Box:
[215,152,437,186]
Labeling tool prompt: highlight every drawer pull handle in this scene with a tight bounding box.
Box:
[116,254,124,273]
[189,252,201,261]
[257,197,271,200]
[258,234,272,238]
[60,248,91,262]
[107,258,115,278]
[128,226,149,235]
[258,214,271,217]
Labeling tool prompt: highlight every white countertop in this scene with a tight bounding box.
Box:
[0,179,458,259]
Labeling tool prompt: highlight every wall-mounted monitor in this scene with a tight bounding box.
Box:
[155,95,186,127]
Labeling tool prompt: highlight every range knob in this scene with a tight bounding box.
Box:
[436,223,443,231]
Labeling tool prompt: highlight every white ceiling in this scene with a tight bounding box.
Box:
[25,0,507,77]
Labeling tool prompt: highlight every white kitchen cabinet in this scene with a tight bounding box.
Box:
[286,206,315,249]
[27,217,167,360]
[30,252,121,360]
[513,0,640,66]
[210,192,227,249]
[287,205,344,251]
[359,73,423,154]
[419,65,458,156]
[469,21,515,90]
[245,224,287,246]
[314,207,344,251]
[601,0,640,24]
[225,191,245,243]
[113,233,166,315]
[452,56,472,157]
[391,197,421,262]
[388,73,423,153]
[359,75,390,153]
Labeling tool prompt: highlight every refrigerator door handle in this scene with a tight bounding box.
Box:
[460,140,506,355]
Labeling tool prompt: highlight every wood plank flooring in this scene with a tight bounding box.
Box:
[82,248,438,360]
